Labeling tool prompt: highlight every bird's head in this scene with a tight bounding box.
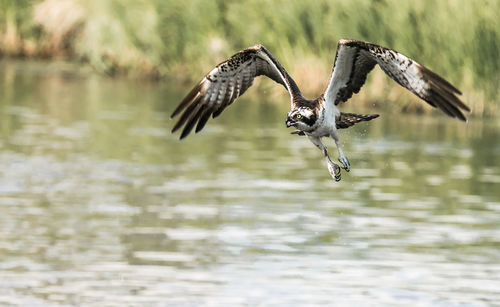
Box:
[286,107,317,130]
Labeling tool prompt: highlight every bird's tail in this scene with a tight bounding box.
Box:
[336,112,379,129]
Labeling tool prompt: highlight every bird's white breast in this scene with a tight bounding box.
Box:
[307,101,339,138]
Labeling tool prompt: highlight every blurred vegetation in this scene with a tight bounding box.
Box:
[0,0,499,116]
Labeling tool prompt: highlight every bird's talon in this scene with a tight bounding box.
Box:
[338,156,350,172]
[328,161,342,182]
[334,165,341,181]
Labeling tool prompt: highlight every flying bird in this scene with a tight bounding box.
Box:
[171,39,470,181]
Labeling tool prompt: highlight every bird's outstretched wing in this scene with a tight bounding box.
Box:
[324,39,470,120]
[171,45,302,139]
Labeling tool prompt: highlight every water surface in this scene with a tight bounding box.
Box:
[0,60,499,306]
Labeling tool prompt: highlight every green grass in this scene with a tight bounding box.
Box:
[1,0,499,116]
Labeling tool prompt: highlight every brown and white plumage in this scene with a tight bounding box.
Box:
[171,44,304,139]
[324,39,470,120]
[171,39,470,181]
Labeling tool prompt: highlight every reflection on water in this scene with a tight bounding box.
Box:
[0,60,499,306]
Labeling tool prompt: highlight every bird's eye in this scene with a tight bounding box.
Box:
[296,114,302,119]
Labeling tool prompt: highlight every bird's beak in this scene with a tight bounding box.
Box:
[286,118,296,128]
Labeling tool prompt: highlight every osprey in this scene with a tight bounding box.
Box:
[171,39,470,181]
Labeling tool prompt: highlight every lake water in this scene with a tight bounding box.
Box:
[0,60,499,306]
